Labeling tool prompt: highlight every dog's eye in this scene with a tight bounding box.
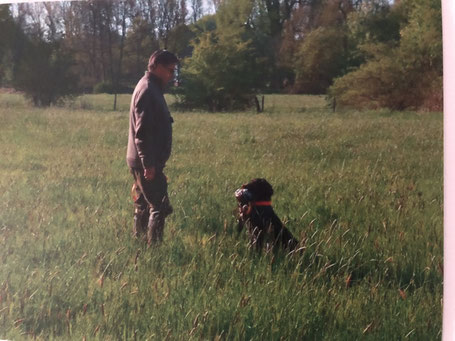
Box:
[235,188,253,202]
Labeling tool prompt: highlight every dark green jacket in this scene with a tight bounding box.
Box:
[127,72,173,169]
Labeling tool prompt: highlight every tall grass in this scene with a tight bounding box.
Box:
[0,94,442,339]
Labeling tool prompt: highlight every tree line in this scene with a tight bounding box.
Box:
[0,0,442,111]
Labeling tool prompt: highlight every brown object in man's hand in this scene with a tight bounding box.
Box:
[144,167,156,180]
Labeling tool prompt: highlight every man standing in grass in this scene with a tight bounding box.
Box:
[127,50,178,245]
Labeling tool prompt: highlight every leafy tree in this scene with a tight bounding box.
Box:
[14,41,79,106]
[293,26,348,94]
[345,0,407,68]
[123,16,159,84]
[177,0,266,111]
[329,0,442,111]
[156,0,188,48]
[166,23,195,59]
[190,0,204,23]
[347,0,405,44]
[0,5,27,87]
[177,29,260,111]
[281,0,358,93]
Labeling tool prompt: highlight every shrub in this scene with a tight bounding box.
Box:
[14,41,79,107]
[175,32,262,111]
[175,0,265,111]
[93,81,114,94]
[293,27,348,94]
[93,81,133,95]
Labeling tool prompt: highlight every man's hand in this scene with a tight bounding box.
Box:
[144,167,156,181]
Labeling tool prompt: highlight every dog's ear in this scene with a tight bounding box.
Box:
[248,178,273,201]
[260,179,274,199]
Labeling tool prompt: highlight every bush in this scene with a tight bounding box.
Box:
[93,81,133,94]
[328,48,409,110]
[328,47,442,111]
[14,41,79,107]
[93,81,114,94]
[175,0,265,111]
[293,27,348,94]
[294,27,346,94]
[175,32,261,111]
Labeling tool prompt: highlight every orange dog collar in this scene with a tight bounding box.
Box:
[253,201,272,206]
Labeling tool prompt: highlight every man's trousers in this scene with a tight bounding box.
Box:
[130,167,172,244]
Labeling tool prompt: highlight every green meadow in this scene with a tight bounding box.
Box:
[0,93,442,340]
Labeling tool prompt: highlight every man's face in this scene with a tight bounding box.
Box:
[155,63,177,85]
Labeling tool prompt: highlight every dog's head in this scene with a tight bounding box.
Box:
[238,178,274,202]
[235,178,274,216]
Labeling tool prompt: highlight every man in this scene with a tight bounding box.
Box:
[127,50,178,245]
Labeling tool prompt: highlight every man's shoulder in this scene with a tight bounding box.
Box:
[135,75,162,99]
[132,78,151,105]
[134,75,150,93]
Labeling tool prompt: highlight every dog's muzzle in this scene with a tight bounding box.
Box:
[235,188,254,218]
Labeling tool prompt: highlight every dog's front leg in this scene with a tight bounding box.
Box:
[237,218,244,234]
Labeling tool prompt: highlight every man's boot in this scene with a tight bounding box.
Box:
[146,196,173,246]
[147,211,165,246]
[161,195,173,217]
[133,208,149,238]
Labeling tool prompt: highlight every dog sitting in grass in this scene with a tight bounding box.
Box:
[235,178,299,252]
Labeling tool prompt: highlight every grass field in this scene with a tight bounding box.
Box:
[0,93,442,340]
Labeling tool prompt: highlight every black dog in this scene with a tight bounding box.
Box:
[235,178,299,252]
